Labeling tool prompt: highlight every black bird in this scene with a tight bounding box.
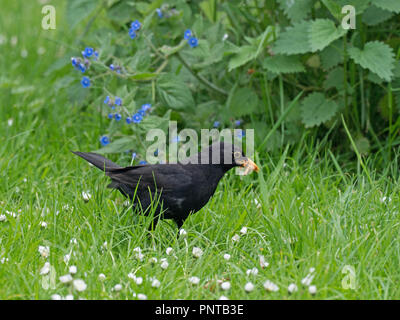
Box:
[72,142,259,229]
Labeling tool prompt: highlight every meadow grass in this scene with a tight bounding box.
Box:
[1,0,400,300]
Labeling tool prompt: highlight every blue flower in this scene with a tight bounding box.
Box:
[126,117,132,124]
[213,121,220,128]
[138,109,146,117]
[108,113,113,119]
[71,57,78,67]
[94,51,99,60]
[109,64,115,71]
[114,97,122,106]
[132,152,137,160]
[100,135,110,146]
[104,96,110,104]
[115,113,122,121]
[234,119,242,126]
[188,37,198,48]
[139,160,147,165]
[129,29,137,39]
[83,47,93,58]
[78,63,86,73]
[131,20,141,31]
[156,8,163,18]
[81,76,90,88]
[132,113,143,124]
[184,29,192,40]
[141,104,151,112]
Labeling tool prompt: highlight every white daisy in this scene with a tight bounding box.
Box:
[179,229,187,237]
[0,215,7,222]
[40,221,48,228]
[137,293,147,300]
[244,282,254,292]
[73,279,87,292]
[188,276,200,285]
[40,262,51,275]
[63,254,71,265]
[166,247,173,255]
[264,280,279,292]
[38,245,50,258]
[98,273,106,281]
[82,191,91,202]
[113,284,123,291]
[240,227,248,235]
[192,247,203,258]
[223,253,231,261]
[231,234,240,242]
[160,260,169,269]
[221,281,231,291]
[69,265,77,274]
[246,267,258,276]
[152,279,161,288]
[309,285,317,295]
[59,274,73,283]
[288,283,298,293]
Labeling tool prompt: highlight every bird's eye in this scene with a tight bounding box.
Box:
[233,151,242,159]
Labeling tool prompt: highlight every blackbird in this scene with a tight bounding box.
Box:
[72,142,259,229]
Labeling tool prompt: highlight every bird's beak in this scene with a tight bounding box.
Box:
[235,157,259,174]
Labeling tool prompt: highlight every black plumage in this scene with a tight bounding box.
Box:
[72,142,258,229]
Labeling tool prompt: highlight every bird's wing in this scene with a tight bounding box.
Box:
[106,164,193,195]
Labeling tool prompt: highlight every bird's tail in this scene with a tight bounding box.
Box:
[72,151,121,172]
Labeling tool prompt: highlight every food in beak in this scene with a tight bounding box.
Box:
[240,158,259,175]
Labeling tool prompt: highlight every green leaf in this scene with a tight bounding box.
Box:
[94,137,136,154]
[228,46,257,71]
[272,21,312,55]
[66,0,98,30]
[320,40,343,70]
[157,75,194,110]
[228,26,274,71]
[335,0,370,13]
[348,41,395,82]
[321,0,343,21]
[262,55,305,74]
[138,111,171,132]
[309,19,347,52]
[107,1,134,23]
[277,0,313,22]
[229,88,259,117]
[372,0,400,13]
[362,5,394,26]
[300,93,339,127]
[129,73,158,81]
[323,67,345,91]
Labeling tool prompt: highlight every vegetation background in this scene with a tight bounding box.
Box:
[1,0,400,300]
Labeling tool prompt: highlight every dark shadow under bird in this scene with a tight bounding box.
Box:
[72,142,259,229]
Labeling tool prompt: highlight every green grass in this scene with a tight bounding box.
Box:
[2,0,400,300]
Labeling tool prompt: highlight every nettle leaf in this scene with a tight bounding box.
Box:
[229,88,259,117]
[321,0,343,21]
[372,0,400,13]
[157,75,195,110]
[300,92,339,128]
[320,40,343,70]
[272,21,312,55]
[138,111,171,132]
[362,5,394,26]
[262,55,305,74]
[66,0,98,30]
[348,41,395,82]
[335,0,370,13]
[277,0,313,22]
[309,19,347,52]
[323,67,345,91]
[94,137,136,154]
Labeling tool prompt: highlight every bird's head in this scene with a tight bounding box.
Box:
[203,142,259,175]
